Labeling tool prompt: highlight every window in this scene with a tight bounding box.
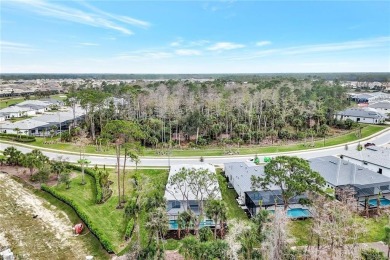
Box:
[172,201,180,208]
[378,168,383,174]
[363,161,368,165]
[189,201,199,211]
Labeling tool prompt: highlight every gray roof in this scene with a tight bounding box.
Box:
[0,106,32,113]
[1,119,49,130]
[336,108,385,119]
[309,156,390,186]
[342,146,390,169]
[246,190,307,207]
[369,101,390,110]
[224,161,279,192]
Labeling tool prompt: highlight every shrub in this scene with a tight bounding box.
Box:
[199,226,213,242]
[124,218,134,240]
[41,184,114,253]
[0,133,36,142]
[360,248,386,260]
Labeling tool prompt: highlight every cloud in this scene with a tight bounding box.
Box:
[79,42,99,46]
[232,36,390,60]
[207,42,245,51]
[0,41,36,54]
[116,50,173,60]
[6,0,150,35]
[256,41,272,47]
[175,49,202,56]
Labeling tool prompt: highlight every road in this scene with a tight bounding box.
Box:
[1,129,390,167]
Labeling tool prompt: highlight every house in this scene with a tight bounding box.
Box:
[0,113,6,122]
[164,164,222,230]
[224,161,309,217]
[341,146,390,178]
[369,101,390,119]
[0,106,35,118]
[335,108,385,124]
[0,119,50,135]
[309,156,390,206]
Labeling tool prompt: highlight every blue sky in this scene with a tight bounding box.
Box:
[1,0,390,73]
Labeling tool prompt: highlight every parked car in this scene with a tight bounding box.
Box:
[364,143,375,148]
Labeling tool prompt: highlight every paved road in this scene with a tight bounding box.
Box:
[1,129,390,167]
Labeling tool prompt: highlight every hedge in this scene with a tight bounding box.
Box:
[124,218,134,240]
[0,133,36,142]
[66,165,103,204]
[41,184,115,253]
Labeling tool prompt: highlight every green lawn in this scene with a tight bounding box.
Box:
[3,125,386,158]
[0,97,25,108]
[50,168,167,254]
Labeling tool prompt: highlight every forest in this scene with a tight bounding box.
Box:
[63,77,358,151]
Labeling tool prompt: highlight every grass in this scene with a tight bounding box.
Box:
[50,168,168,254]
[289,214,390,246]
[0,97,25,108]
[3,124,386,158]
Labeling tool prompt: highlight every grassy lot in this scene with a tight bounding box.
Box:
[4,125,386,157]
[50,168,168,254]
[0,97,25,108]
[289,214,390,246]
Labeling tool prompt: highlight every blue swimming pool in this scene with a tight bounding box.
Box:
[169,219,214,230]
[369,198,390,207]
[269,208,311,218]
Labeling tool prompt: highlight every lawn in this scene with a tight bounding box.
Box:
[0,97,25,108]
[49,168,168,254]
[3,124,386,158]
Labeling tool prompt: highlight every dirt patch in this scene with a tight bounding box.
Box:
[0,172,92,259]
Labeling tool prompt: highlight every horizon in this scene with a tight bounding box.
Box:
[1,1,390,73]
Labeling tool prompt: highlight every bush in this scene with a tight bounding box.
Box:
[199,226,213,242]
[66,164,103,204]
[41,184,114,253]
[124,219,134,240]
[0,133,36,142]
[360,248,386,260]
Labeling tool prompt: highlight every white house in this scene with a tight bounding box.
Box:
[1,119,50,135]
[0,106,35,118]
[335,108,386,124]
[0,113,6,122]
[164,164,222,230]
[342,146,390,178]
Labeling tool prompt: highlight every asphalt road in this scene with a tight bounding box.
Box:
[1,129,390,167]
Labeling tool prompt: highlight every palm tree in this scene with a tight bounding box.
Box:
[77,158,90,185]
[14,127,21,139]
[205,200,227,239]
[146,207,169,256]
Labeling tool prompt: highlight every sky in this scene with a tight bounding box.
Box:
[1,0,390,73]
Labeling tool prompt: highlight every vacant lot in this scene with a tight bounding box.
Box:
[0,173,99,259]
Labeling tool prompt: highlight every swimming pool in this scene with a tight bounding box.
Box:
[269,208,311,218]
[168,219,214,230]
[369,198,390,207]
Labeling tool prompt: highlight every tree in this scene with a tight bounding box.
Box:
[14,127,21,139]
[58,170,71,189]
[35,165,51,184]
[122,141,143,203]
[77,158,90,185]
[145,207,169,257]
[50,156,69,180]
[3,146,23,166]
[205,200,227,239]
[384,226,390,259]
[251,156,325,210]
[23,149,49,176]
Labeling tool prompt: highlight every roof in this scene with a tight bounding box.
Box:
[336,108,385,119]
[342,146,390,169]
[164,164,222,201]
[224,161,280,192]
[0,106,32,113]
[17,100,53,107]
[369,101,390,110]
[1,119,49,130]
[309,156,390,186]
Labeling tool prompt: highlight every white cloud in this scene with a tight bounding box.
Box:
[116,50,173,60]
[6,0,150,35]
[0,41,36,53]
[79,42,99,46]
[175,49,202,56]
[256,41,272,47]
[207,42,245,51]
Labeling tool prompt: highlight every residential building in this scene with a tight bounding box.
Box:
[0,113,6,122]
[335,108,385,124]
[368,101,390,118]
[0,119,50,135]
[0,106,35,118]
[164,164,222,230]
[341,146,390,178]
